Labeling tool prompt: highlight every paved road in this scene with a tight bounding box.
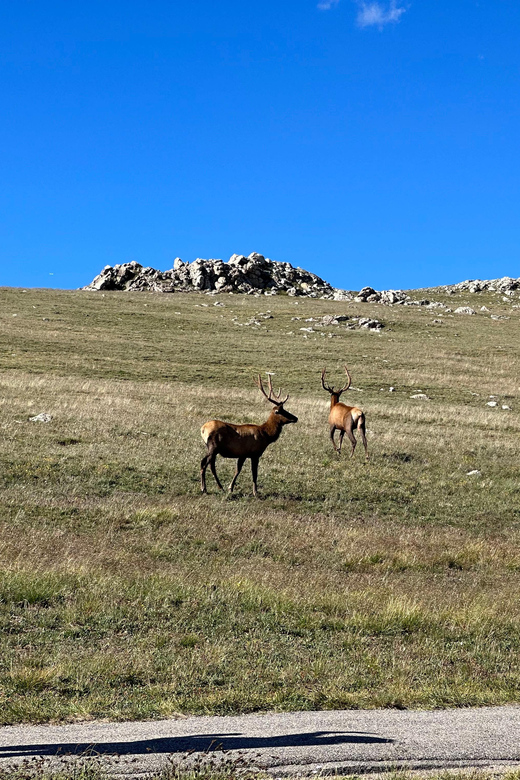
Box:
[1,707,519,777]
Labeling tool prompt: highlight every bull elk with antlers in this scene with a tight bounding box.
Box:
[321,365,368,460]
[200,374,298,496]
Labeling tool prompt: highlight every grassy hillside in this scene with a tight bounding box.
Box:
[0,286,519,724]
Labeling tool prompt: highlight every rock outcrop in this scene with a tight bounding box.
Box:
[83,255,520,302]
[354,286,409,305]
[445,277,520,294]
[83,253,341,298]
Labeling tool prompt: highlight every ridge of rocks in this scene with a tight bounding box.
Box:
[83,253,343,299]
[82,255,520,301]
[444,276,520,294]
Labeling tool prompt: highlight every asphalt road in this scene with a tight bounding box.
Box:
[1,707,519,777]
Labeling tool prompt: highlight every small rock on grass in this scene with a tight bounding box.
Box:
[467,470,481,476]
[410,393,430,400]
[29,413,52,423]
[357,317,384,330]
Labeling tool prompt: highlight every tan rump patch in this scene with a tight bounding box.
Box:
[351,409,362,424]
[201,424,210,444]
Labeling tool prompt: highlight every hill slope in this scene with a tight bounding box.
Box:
[0,284,519,723]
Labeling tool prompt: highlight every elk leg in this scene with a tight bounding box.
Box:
[229,456,246,492]
[358,417,369,460]
[200,453,210,493]
[251,456,260,497]
[329,425,339,452]
[344,421,357,457]
[337,430,345,453]
[209,452,224,490]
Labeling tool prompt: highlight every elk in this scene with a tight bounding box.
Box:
[200,374,298,496]
[321,365,368,459]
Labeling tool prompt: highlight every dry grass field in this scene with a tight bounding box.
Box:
[0,285,519,724]
[1,758,519,780]
[1,761,520,780]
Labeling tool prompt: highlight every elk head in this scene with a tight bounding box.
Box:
[321,365,352,401]
[257,374,298,425]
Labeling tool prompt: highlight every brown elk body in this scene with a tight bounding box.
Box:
[321,365,368,459]
[200,375,298,496]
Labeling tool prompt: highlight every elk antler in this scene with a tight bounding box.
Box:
[321,365,352,395]
[338,364,352,393]
[257,374,289,405]
[321,368,335,394]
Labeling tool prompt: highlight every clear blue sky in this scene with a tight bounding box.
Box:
[1,0,519,291]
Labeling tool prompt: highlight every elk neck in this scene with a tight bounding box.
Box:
[261,408,285,440]
[329,393,342,410]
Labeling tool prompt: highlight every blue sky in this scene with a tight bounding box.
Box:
[1,0,519,291]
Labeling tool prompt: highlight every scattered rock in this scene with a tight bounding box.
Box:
[354,287,408,305]
[354,286,377,303]
[486,401,498,407]
[29,413,52,423]
[410,393,430,400]
[502,405,511,410]
[320,314,350,326]
[466,470,481,477]
[233,312,273,327]
[454,307,476,315]
[357,317,384,330]
[332,289,354,301]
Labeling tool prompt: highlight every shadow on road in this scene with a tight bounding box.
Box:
[0,730,393,759]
